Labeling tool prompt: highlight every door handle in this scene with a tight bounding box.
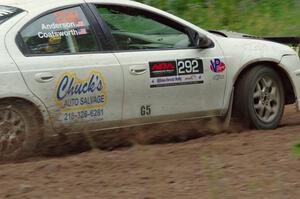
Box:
[35,72,55,83]
[129,66,148,75]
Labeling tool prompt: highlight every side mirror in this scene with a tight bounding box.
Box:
[194,32,214,49]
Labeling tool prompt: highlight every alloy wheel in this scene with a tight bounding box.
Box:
[253,76,281,123]
[0,108,26,154]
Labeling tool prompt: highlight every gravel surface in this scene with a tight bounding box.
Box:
[1,105,300,199]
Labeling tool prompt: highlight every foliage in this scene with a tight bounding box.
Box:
[294,142,300,154]
[136,0,300,36]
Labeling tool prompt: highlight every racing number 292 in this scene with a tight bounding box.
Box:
[177,59,202,75]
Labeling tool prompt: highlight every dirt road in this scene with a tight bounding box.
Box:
[1,106,300,199]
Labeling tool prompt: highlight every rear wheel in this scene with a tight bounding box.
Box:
[0,101,42,159]
[233,66,285,129]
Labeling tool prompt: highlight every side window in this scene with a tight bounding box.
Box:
[96,5,194,50]
[20,6,99,55]
[0,6,23,25]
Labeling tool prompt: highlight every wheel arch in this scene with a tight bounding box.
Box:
[0,97,44,124]
[233,60,296,105]
[0,95,54,135]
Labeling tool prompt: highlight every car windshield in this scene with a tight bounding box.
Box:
[0,5,23,25]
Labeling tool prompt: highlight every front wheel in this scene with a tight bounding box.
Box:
[233,66,285,129]
[0,101,42,159]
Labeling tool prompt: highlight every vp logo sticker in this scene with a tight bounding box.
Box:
[210,58,226,73]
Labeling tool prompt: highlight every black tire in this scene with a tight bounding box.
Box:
[233,66,285,130]
[0,100,42,159]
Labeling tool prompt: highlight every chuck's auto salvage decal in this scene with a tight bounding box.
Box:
[149,58,204,88]
[55,71,107,122]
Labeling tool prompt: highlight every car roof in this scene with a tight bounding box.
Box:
[0,0,205,36]
[0,0,164,20]
[1,0,56,10]
[0,0,133,11]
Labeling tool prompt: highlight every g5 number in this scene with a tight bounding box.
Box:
[141,105,151,116]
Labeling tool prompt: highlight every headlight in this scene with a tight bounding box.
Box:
[291,46,299,54]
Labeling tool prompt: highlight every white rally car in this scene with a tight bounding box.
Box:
[0,0,300,157]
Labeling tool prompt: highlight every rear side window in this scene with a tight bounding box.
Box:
[20,6,99,55]
[0,5,23,24]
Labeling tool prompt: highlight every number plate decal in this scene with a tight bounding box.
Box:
[149,58,204,88]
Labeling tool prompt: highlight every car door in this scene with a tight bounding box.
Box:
[6,5,124,131]
[90,4,227,126]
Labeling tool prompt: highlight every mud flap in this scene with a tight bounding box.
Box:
[223,88,234,130]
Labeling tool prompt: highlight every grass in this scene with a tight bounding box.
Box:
[293,142,300,154]
[137,0,300,37]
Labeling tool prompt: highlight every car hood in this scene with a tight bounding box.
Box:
[207,30,300,77]
[209,30,300,47]
[210,30,299,59]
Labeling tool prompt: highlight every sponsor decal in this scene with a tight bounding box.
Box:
[149,61,177,77]
[55,71,107,122]
[210,58,226,73]
[212,74,225,81]
[54,9,81,24]
[150,58,204,88]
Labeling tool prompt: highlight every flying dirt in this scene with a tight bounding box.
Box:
[0,105,300,199]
